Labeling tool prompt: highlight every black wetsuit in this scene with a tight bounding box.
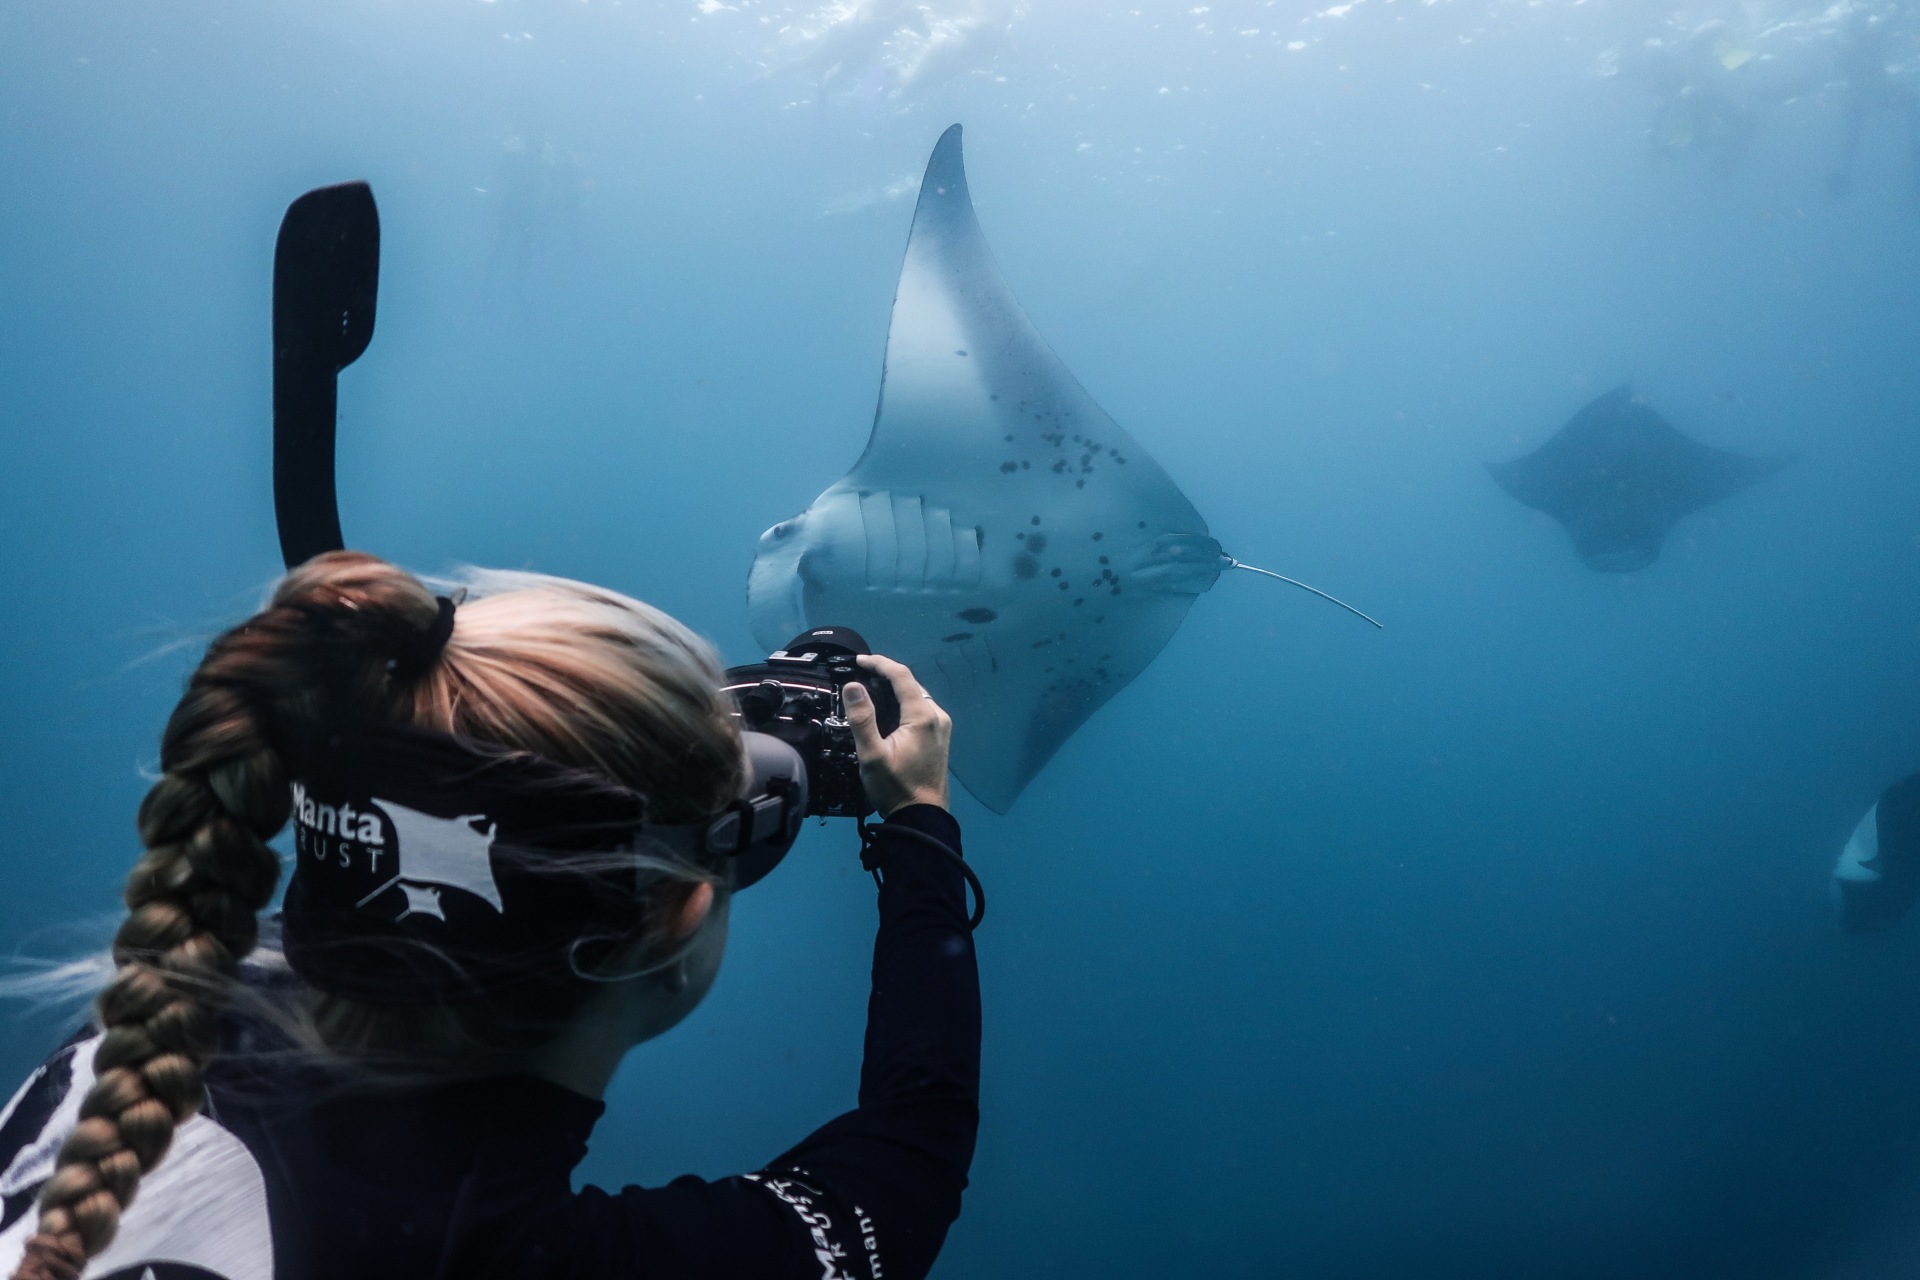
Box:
[0,806,978,1280]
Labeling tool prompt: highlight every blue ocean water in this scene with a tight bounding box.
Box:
[5,1,1920,1274]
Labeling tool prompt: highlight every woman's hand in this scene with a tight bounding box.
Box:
[841,654,952,816]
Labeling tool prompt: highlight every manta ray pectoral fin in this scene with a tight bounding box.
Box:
[1688,447,1797,509]
[1485,457,1553,514]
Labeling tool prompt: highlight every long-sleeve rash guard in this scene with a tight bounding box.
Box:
[0,805,979,1280]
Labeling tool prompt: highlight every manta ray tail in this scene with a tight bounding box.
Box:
[1225,559,1383,629]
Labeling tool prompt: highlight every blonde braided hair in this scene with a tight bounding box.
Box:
[12,550,742,1279]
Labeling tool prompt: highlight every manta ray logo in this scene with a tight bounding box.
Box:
[359,799,502,922]
[291,780,516,924]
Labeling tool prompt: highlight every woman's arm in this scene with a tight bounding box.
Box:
[750,802,980,1280]
[746,656,978,1276]
[562,658,978,1280]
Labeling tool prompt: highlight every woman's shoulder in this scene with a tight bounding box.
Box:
[0,994,285,1280]
[0,1025,93,1214]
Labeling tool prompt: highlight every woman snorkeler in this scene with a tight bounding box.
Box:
[0,550,977,1280]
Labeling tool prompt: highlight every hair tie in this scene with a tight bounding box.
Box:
[392,596,456,679]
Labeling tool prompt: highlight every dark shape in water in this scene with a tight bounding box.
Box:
[1487,386,1791,572]
[1833,771,1920,935]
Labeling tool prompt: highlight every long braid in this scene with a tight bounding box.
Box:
[12,552,442,1280]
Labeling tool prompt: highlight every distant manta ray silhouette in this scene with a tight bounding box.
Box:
[1487,385,1792,572]
[747,124,1377,814]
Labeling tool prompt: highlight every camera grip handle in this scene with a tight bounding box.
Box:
[829,660,901,736]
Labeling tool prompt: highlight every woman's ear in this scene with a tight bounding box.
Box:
[672,882,715,941]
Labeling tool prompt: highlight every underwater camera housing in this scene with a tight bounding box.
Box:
[723,627,901,819]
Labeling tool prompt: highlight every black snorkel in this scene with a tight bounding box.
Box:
[273,181,378,570]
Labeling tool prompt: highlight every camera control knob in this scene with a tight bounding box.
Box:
[738,680,786,728]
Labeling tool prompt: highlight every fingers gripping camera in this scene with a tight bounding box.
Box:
[723,627,902,822]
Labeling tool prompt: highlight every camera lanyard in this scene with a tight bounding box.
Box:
[857,817,986,932]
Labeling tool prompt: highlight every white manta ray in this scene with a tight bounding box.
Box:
[748,125,1376,814]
